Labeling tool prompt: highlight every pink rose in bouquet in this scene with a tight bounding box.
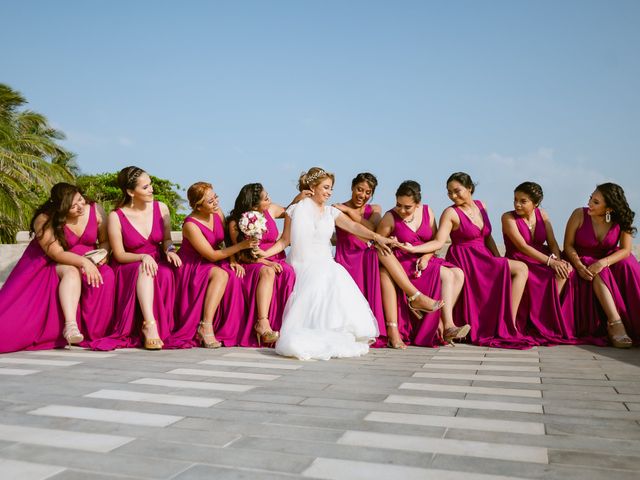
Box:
[238,211,268,258]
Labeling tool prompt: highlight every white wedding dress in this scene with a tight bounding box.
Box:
[275,198,379,360]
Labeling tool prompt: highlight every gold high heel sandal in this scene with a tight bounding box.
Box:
[197,321,222,349]
[142,320,163,350]
[63,323,84,347]
[443,325,471,346]
[607,319,632,349]
[406,291,445,319]
[254,318,279,347]
[385,322,407,350]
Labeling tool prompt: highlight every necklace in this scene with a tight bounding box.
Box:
[403,214,415,224]
[523,216,536,233]
[460,206,476,220]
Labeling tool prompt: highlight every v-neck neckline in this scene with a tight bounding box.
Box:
[120,204,155,241]
[458,202,485,232]
[65,204,92,239]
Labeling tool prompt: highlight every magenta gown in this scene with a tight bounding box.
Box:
[389,205,451,347]
[567,208,640,345]
[237,209,295,347]
[89,201,175,350]
[445,200,535,349]
[335,204,386,347]
[0,203,115,353]
[165,214,247,348]
[504,208,579,345]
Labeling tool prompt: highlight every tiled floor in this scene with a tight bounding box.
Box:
[0,344,639,479]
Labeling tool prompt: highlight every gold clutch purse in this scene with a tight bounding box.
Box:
[83,248,108,265]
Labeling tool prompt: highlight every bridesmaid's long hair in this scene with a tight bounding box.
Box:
[228,183,264,224]
[116,166,146,208]
[351,172,378,196]
[596,183,636,235]
[30,182,85,250]
[515,182,544,206]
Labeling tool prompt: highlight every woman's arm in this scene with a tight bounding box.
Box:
[501,212,549,264]
[34,215,103,286]
[563,208,594,280]
[588,231,633,276]
[404,207,456,254]
[540,209,562,258]
[259,214,292,259]
[159,202,181,267]
[183,214,256,263]
[335,212,396,253]
[95,204,110,253]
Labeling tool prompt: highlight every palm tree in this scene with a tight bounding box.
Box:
[0,84,76,243]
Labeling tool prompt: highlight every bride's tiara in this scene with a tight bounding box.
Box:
[305,169,328,185]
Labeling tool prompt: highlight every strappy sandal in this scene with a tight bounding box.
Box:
[197,321,222,349]
[142,320,163,350]
[443,324,471,346]
[386,322,407,350]
[254,318,279,347]
[607,319,632,349]
[406,291,445,319]
[63,323,84,347]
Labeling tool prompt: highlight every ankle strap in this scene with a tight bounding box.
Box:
[407,291,421,302]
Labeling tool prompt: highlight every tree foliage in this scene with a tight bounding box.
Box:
[77,172,185,229]
[0,83,77,242]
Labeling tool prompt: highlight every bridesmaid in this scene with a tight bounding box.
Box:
[564,183,640,348]
[0,183,114,352]
[333,172,386,347]
[502,182,576,344]
[165,182,256,348]
[376,180,467,349]
[91,166,181,350]
[420,172,534,349]
[227,183,296,347]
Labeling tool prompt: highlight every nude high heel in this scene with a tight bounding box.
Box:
[63,323,84,347]
[406,291,444,319]
[385,322,407,350]
[443,325,471,346]
[142,320,163,350]
[607,319,632,349]
[254,318,279,347]
[197,321,222,349]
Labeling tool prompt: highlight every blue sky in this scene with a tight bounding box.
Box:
[2,0,639,238]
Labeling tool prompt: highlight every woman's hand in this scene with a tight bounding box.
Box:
[230,262,245,278]
[332,203,350,213]
[141,254,158,277]
[397,242,417,254]
[417,255,430,271]
[239,237,259,250]
[262,259,283,273]
[167,251,182,268]
[576,263,594,281]
[81,258,104,288]
[587,259,608,276]
[549,258,570,279]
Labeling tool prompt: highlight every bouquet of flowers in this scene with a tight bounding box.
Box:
[238,210,268,259]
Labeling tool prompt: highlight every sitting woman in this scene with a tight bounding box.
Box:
[564,182,640,348]
[227,183,297,347]
[90,166,181,350]
[502,182,577,344]
[376,180,466,349]
[334,172,386,346]
[418,172,534,349]
[0,183,115,352]
[165,182,256,348]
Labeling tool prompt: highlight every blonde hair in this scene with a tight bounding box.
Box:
[298,167,335,191]
[187,182,213,210]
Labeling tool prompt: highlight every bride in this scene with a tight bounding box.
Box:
[260,167,398,360]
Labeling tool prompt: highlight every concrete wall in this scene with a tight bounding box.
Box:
[2,232,639,288]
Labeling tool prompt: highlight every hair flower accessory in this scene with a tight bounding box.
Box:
[238,211,268,258]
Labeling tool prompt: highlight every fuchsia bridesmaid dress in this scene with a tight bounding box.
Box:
[237,209,295,347]
[334,204,386,347]
[90,201,175,350]
[446,200,535,349]
[504,208,579,345]
[567,208,640,345]
[388,205,449,347]
[165,214,247,348]
[0,203,115,353]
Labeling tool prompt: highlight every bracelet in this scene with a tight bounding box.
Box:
[546,253,557,266]
[603,257,609,267]
[165,244,176,254]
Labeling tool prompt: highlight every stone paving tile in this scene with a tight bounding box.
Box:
[173,464,306,480]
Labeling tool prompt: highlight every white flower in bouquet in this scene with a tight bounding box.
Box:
[238,211,268,259]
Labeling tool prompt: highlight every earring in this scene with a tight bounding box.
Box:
[605,211,611,223]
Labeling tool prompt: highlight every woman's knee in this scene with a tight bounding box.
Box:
[210,266,229,283]
[57,264,81,281]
